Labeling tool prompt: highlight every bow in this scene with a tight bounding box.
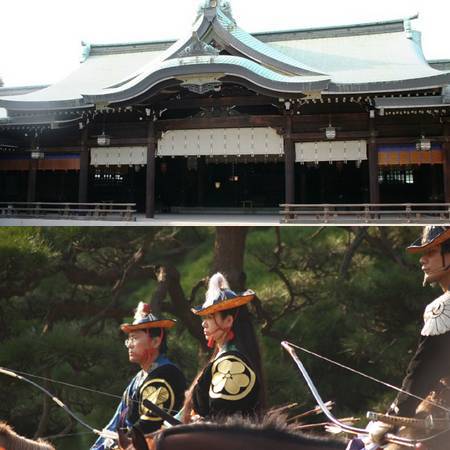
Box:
[0,367,117,440]
[281,341,441,448]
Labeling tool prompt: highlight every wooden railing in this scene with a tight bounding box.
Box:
[280,203,450,224]
[0,202,137,221]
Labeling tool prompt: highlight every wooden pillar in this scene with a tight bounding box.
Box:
[27,160,38,202]
[284,116,295,205]
[299,164,306,203]
[368,118,380,203]
[197,157,206,206]
[145,121,156,218]
[27,135,37,202]
[78,128,89,203]
[443,123,450,203]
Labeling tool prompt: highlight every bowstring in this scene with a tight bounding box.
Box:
[289,342,450,414]
[1,366,180,416]
[41,431,93,440]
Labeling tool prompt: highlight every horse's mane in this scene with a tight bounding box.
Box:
[0,421,14,436]
[159,414,344,448]
[0,421,56,450]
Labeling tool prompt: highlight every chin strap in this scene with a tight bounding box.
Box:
[423,253,450,286]
[207,309,239,348]
[143,328,165,361]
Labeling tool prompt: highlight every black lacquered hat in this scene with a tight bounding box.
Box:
[191,273,255,316]
[407,226,450,254]
[121,302,176,333]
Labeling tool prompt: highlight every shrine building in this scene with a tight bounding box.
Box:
[1,0,449,217]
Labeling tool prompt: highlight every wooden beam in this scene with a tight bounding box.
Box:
[284,116,295,204]
[78,128,89,203]
[443,123,450,203]
[156,115,285,131]
[377,136,445,145]
[26,135,37,202]
[156,95,279,110]
[368,118,380,204]
[292,112,369,124]
[146,121,156,218]
[290,131,369,141]
[27,159,38,202]
[87,137,148,147]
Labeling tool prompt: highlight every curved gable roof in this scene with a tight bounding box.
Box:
[1,5,449,112]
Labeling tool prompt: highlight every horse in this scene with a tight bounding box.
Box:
[0,422,55,450]
[369,378,450,450]
[118,415,346,450]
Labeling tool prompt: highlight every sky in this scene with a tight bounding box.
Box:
[0,0,449,87]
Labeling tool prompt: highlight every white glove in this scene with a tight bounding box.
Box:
[366,420,393,446]
[104,438,118,450]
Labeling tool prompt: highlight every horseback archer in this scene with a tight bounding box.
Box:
[90,302,186,450]
[348,226,450,449]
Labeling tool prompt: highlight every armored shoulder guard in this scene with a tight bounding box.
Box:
[139,378,176,421]
[209,353,256,401]
[421,291,450,336]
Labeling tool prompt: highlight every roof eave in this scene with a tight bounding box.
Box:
[83,63,330,105]
[327,73,450,94]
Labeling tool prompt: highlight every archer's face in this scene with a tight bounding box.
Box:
[125,330,153,364]
[202,313,233,345]
[420,247,450,286]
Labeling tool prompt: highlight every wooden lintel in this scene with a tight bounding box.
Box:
[290,131,369,141]
[156,95,279,110]
[293,112,369,123]
[156,115,285,131]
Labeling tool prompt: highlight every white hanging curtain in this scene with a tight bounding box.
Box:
[295,140,367,163]
[91,147,147,166]
[157,128,284,156]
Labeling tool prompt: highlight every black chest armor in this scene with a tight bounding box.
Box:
[127,363,186,434]
[192,350,260,420]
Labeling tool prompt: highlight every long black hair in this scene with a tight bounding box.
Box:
[182,304,266,421]
[219,304,267,414]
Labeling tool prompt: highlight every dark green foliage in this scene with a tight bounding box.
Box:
[0,226,433,448]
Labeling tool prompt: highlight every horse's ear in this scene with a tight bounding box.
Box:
[118,427,133,450]
[131,426,149,450]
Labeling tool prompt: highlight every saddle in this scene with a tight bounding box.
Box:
[369,378,450,450]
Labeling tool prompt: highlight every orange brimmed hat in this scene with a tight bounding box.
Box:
[120,302,176,333]
[191,273,255,316]
[407,226,450,254]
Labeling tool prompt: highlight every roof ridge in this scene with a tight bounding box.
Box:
[86,16,417,55]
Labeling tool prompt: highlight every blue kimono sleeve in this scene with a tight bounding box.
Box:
[89,398,130,450]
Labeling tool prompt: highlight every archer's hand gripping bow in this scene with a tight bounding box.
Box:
[281,341,448,448]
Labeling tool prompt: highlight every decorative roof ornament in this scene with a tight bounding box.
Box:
[403,13,418,40]
[80,41,91,63]
[443,85,450,103]
[196,0,235,22]
[178,31,220,58]
[219,1,235,23]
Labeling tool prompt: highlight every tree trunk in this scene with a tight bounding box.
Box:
[212,227,248,291]
[155,265,207,350]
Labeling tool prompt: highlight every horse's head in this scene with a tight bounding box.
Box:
[0,421,56,450]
